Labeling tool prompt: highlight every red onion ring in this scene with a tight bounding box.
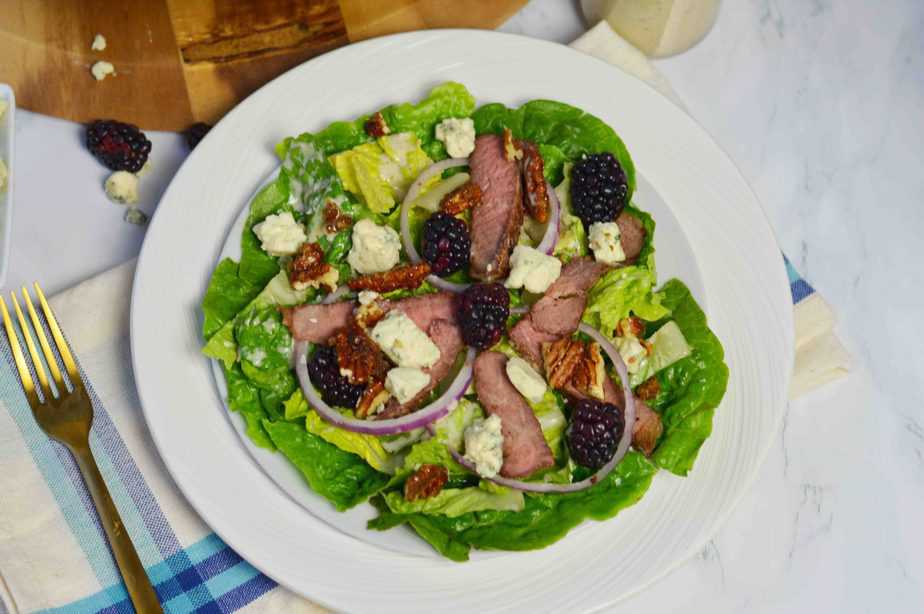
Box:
[535,180,561,255]
[400,158,472,293]
[294,341,476,435]
[438,323,635,493]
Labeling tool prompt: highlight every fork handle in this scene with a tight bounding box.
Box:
[72,444,163,613]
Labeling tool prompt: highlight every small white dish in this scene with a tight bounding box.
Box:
[0,84,14,287]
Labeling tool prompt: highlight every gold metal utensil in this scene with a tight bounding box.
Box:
[1,283,162,613]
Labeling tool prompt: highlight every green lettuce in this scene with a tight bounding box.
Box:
[382,486,524,518]
[583,265,670,335]
[645,280,729,475]
[235,306,294,391]
[222,363,275,450]
[263,420,389,511]
[330,133,432,213]
[203,271,312,369]
[305,411,402,475]
[370,451,657,561]
[402,437,468,477]
[471,99,635,193]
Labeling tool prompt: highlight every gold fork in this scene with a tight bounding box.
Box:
[1,284,162,613]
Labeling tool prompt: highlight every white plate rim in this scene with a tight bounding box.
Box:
[131,30,793,612]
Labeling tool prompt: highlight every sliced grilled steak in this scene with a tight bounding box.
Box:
[375,318,464,419]
[281,301,353,343]
[616,211,646,263]
[473,351,554,478]
[469,134,524,281]
[602,376,663,456]
[509,257,609,366]
[282,291,457,343]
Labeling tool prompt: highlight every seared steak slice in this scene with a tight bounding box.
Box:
[469,134,524,281]
[509,257,609,366]
[281,301,353,343]
[473,351,554,478]
[616,211,646,263]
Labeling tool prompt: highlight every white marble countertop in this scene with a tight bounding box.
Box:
[3,0,922,611]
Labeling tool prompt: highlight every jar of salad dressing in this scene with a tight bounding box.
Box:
[581,0,721,58]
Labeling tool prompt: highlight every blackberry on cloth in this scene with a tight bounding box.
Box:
[86,120,152,173]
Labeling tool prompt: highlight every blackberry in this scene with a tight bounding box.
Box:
[421,212,471,277]
[566,398,625,469]
[86,120,152,172]
[183,122,211,149]
[457,283,510,350]
[307,345,364,408]
[570,152,628,227]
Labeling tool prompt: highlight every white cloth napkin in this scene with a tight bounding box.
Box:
[0,22,850,614]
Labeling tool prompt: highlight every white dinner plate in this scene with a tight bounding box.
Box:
[131,30,793,612]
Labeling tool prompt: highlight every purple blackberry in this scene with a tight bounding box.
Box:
[307,345,364,408]
[183,122,211,149]
[86,120,152,172]
[570,152,628,227]
[421,212,471,277]
[457,283,509,350]
[566,398,625,469]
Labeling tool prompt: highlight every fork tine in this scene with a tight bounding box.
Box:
[0,297,41,405]
[11,293,51,393]
[33,283,81,385]
[22,287,67,390]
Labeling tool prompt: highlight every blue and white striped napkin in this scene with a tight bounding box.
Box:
[0,24,849,613]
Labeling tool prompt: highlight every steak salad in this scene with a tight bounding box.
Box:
[201,83,728,561]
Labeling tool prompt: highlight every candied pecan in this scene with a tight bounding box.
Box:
[635,376,661,401]
[404,464,449,501]
[542,337,586,389]
[502,127,523,162]
[348,263,431,293]
[323,200,352,234]
[356,380,390,418]
[543,337,605,400]
[289,242,336,291]
[520,141,550,223]
[364,112,390,138]
[440,181,482,216]
[329,320,390,385]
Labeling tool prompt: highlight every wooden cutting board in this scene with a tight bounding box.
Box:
[0,0,527,131]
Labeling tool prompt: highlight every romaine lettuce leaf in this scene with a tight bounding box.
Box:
[222,363,275,450]
[382,486,524,518]
[305,410,402,475]
[235,306,294,390]
[402,437,468,477]
[646,280,729,475]
[369,450,656,561]
[203,271,312,369]
[263,420,389,511]
[583,265,670,335]
[330,133,432,213]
